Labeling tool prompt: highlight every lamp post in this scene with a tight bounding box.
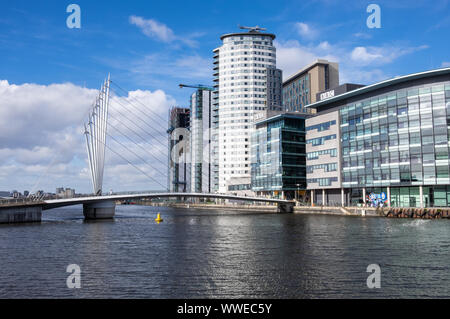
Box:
[296,184,300,202]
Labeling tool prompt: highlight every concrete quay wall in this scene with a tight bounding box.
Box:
[0,206,42,224]
[136,202,380,216]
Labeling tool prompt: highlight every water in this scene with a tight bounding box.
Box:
[0,205,449,298]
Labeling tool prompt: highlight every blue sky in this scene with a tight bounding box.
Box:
[1,0,449,102]
[1,0,450,193]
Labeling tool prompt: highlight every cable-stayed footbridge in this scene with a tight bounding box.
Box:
[0,76,294,224]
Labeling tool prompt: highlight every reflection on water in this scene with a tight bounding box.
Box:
[0,205,449,298]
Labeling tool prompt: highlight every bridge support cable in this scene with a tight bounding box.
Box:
[83,76,172,194]
[107,97,168,150]
[107,91,170,143]
[106,113,168,166]
[104,121,169,176]
[84,75,110,195]
[110,81,168,125]
[85,129,168,190]
[94,98,168,177]
[93,96,169,182]
[106,132,168,180]
[107,91,170,144]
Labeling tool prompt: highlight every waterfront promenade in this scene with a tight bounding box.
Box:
[135,201,450,219]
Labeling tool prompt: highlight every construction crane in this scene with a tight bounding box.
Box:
[238,25,267,32]
[179,84,214,91]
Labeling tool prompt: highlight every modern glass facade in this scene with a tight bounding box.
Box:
[339,81,450,207]
[251,114,306,199]
[283,74,310,111]
[190,89,212,193]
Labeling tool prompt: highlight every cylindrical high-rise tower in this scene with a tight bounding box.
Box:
[213,28,279,194]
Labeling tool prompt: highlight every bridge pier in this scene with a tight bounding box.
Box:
[277,202,295,213]
[83,200,116,220]
[0,205,42,224]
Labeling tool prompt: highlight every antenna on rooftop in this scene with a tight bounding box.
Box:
[238,25,267,32]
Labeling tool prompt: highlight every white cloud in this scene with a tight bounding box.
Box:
[0,80,174,193]
[353,32,372,39]
[0,80,96,150]
[129,15,203,48]
[276,40,429,85]
[339,68,387,86]
[295,22,318,39]
[351,47,383,63]
[442,62,450,67]
[126,53,212,82]
[129,16,175,43]
[275,40,340,80]
[351,45,429,66]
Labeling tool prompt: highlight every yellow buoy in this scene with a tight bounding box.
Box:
[155,213,163,223]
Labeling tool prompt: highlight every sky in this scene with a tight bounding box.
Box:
[0,0,449,194]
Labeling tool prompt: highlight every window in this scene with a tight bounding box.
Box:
[307,163,337,173]
[436,166,449,179]
[423,166,436,179]
[306,135,337,146]
[306,148,337,160]
[306,120,336,132]
[307,177,338,186]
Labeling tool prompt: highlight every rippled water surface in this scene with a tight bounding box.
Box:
[0,205,449,298]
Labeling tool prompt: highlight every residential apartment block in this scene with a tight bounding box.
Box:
[283,59,339,113]
[213,28,283,194]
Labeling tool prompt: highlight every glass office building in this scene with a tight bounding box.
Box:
[190,89,213,194]
[306,68,450,207]
[251,113,307,199]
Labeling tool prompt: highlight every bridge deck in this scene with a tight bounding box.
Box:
[42,193,293,210]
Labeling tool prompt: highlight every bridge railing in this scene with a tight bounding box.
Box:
[0,197,46,206]
[108,190,167,196]
[0,193,97,206]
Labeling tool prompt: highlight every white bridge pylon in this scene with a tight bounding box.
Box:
[84,75,110,195]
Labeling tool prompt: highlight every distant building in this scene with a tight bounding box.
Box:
[56,187,65,197]
[251,113,309,199]
[167,107,191,193]
[23,190,29,197]
[12,190,21,198]
[283,59,339,113]
[35,190,44,197]
[0,191,11,198]
[65,188,75,198]
[56,187,75,198]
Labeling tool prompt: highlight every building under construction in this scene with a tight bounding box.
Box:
[167,107,191,193]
